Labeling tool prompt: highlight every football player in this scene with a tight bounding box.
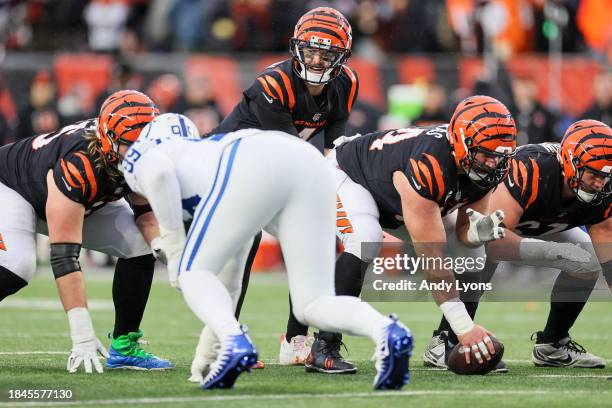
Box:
[425,119,610,369]
[0,90,171,373]
[195,6,359,374]
[324,95,517,372]
[121,113,413,390]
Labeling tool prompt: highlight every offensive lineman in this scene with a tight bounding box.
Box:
[0,90,171,373]
[120,113,413,390]
[325,95,517,368]
[197,6,360,374]
[425,119,611,369]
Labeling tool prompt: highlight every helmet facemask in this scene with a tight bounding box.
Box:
[290,38,350,85]
[568,154,612,205]
[462,141,514,190]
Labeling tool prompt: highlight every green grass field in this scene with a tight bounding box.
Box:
[1,269,611,407]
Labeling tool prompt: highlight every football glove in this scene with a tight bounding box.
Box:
[66,307,109,374]
[466,208,505,246]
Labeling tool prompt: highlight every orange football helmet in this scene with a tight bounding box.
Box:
[448,95,517,188]
[97,90,159,161]
[290,7,352,84]
[559,119,612,204]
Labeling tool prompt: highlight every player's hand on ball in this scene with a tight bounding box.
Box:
[67,336,109,374]
[456,324,496,365]
[466,208,505,246]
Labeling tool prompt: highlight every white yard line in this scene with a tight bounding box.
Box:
[0,389,609,407]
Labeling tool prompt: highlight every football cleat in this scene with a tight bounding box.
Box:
[423,330,508,373]
[201,327,258,390]
[279,334,313,366]
[106,330,173,370]
[423,330,450,368]
[532,331,606,368]
[373,315,413,390]
[304,332,357,374]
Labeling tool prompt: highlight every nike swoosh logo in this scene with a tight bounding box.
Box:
[262,92,274,104]
[61,177,72,191]
[508,177,515,187]
[428,350,444,361]
[410,177,421,190]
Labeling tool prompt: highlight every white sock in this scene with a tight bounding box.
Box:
[179,270,242,341]
[302,295,392,342]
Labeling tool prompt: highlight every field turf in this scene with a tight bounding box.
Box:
[1,269,610,407]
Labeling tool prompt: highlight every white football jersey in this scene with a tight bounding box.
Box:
[122,114,273,223]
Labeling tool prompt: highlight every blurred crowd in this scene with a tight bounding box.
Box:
[0,0,610,58]
[0,0,610,147]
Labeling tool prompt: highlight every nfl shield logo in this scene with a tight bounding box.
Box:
[313,113,321,121]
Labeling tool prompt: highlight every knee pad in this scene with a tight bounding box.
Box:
[0,265,28,301]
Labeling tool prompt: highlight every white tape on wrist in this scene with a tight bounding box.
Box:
[439,299,474,336]
[67,307,95,344]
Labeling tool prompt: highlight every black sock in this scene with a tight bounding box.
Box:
[112,254,155,338]
[0,265,27,301]
[440,261,498,345]
[541,271,597,343]
[286,294,308,342]
[234,232,261,319]
[335,252,369,297]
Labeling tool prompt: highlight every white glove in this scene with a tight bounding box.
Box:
[151,236,167,265]
[159,227,186,291]
[66,307,109,374]
[189,326,221,383]
[167,256,181,291]
[466,208,505,246]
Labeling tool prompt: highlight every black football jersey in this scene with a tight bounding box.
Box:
[505,143,612,237]
[212,58,358,150]
[0,120,130,221]
[335,125,491,228]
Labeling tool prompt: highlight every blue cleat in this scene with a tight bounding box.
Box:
[201,327,258,390]
[373,315,413,390]
[106,330,173,370]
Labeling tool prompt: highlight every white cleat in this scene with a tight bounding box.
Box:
[532,332,606,368]
[278,334,313,366]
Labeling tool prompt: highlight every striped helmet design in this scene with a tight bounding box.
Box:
[448,95,517,188]
[559,119,612,203]
[97,90,159,160]
[290,7,352,84]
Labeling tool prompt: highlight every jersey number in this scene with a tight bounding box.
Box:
[31,121,90,150]
[515,221,570,237]
[369,128,422,151]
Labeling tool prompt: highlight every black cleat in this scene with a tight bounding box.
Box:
[304,333,357,374]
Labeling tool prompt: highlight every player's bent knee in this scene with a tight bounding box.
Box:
[342,231,384,262]
[0,265,28,301]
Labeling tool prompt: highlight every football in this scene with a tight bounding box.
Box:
[447,336,505,375]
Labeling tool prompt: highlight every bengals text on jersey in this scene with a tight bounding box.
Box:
[335,125,491,228]
[505,143,612,237]
[0,120,130,220]
[212,59,358,151]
